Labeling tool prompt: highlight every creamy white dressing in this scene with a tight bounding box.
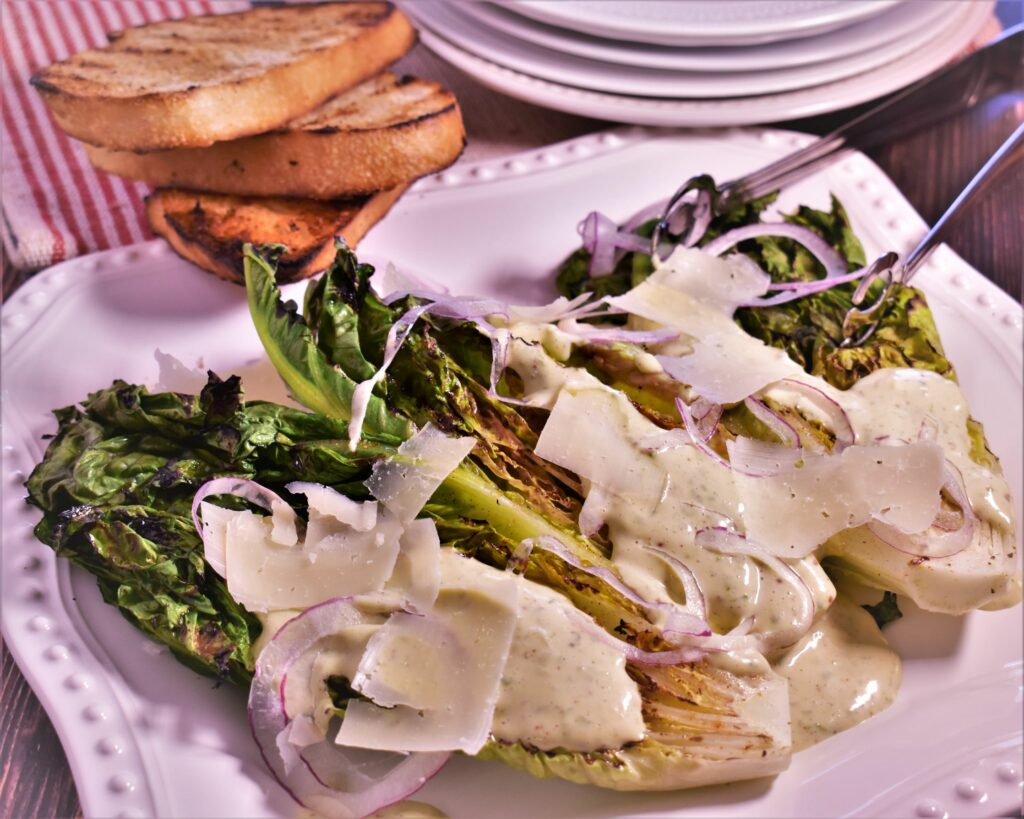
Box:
[247,247,1017,769]
[491,579,645,751]
[841,368,1013,532]
[774,594,901,749]
[522,354,835,650]
[257,552,645,754]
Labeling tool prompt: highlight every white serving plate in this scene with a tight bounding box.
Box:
[498,0,898,47]
[407,0,961,99]
[415,1,994,127]
[2,127,1022,819]
[459,0,952,73]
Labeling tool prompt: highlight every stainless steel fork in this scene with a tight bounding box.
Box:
[651,24,1023,254]
[840,120,1024,346]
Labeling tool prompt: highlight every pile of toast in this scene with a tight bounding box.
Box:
[32,2,465,284]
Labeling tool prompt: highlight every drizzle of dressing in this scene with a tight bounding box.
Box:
[255,556,644,753]
[491,579,645,751]
[841,368,1013,531]
[297,802,448,819]
[518,337,835,649]
[774,594,901,749]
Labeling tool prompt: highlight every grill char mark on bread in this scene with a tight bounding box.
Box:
[85,73,466,199]
[31,2,416,151]
[146,186,409,285]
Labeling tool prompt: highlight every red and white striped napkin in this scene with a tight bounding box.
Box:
[1,0,247,274]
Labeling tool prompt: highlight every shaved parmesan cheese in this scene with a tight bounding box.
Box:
[287,482,378,532]
[727,437,946,557]
[535,389,665,498]
[657,330,802,405]
[222,507,404,612]
[607,250,765,341]
[389,519,442,613]
[366,424,476,522]
[608,276,736,341]
[351,613,456,711]
[198,500,237,577]
[336,551,518,755]
[654,247,770,313]
[281,624,382,741]
[354,518,443,614]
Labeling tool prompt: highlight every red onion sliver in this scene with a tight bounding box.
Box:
[727,436,806,478]
[675,397,728,467]
[702,223,847,281]
[866,460,977,558]
[772,378,855,449]
[525,536,711,637]
[744,398,799,447]
[580,613,708,666]
[624,198,669,232]
[506,538,534,574]
[558,321,681,347]
[578,485,613,537]
[693,528,815,651]
[191,477,298,549]
[250,598,450,818]
[579,211,652,277]
[641,546,707,621]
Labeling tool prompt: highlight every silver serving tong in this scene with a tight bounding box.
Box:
[652,24,1023,254]
[840,120,1024,346]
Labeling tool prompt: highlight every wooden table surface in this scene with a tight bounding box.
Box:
[2,16,1022,819]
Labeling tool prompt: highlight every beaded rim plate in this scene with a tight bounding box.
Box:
[493,0,899,47]
[2,127,1021,819]
[414,1,994,127]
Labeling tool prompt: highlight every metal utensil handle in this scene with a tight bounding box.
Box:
[903,120,1024,282]
[722,24,1023,206]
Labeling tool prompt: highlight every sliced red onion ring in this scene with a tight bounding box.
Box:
[191,477,299,550]
[624,198,669,232]
[637,428,691,455]
[524,536,711,638]
[250,598,450,818]
[506,538,534,574]
[693,527,815,651]
[702,223,846,281]
[771,378,855,449]
[727,436,806,478]
[675,397,728,467]
[578,486,613,537]
[568,608,707,666]
[579,211,652,277]
[557,320,681,347]
[919,416,939,443]
[744,398,799,447]
[641,546,707,621]
[507,292,597,325]
[866,460,977,558]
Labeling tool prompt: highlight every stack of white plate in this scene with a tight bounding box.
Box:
[401,0,996,126]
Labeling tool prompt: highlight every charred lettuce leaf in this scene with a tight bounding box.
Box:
[25,374,391,683]
[862,592,903,630]
[556,188,956,393]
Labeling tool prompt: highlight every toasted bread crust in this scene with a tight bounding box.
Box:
[146,186,407,284]
[32,3,416,151]
[86,75,466,198]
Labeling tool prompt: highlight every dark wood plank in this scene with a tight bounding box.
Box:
[0,639,81,819]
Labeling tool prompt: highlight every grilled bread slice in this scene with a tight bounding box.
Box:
[146,186,408,285]
[31,3,416,151]
[86,73,465,199]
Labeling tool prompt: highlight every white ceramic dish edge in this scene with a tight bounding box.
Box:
[1,126,1021,819]
[416,1,994,127]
